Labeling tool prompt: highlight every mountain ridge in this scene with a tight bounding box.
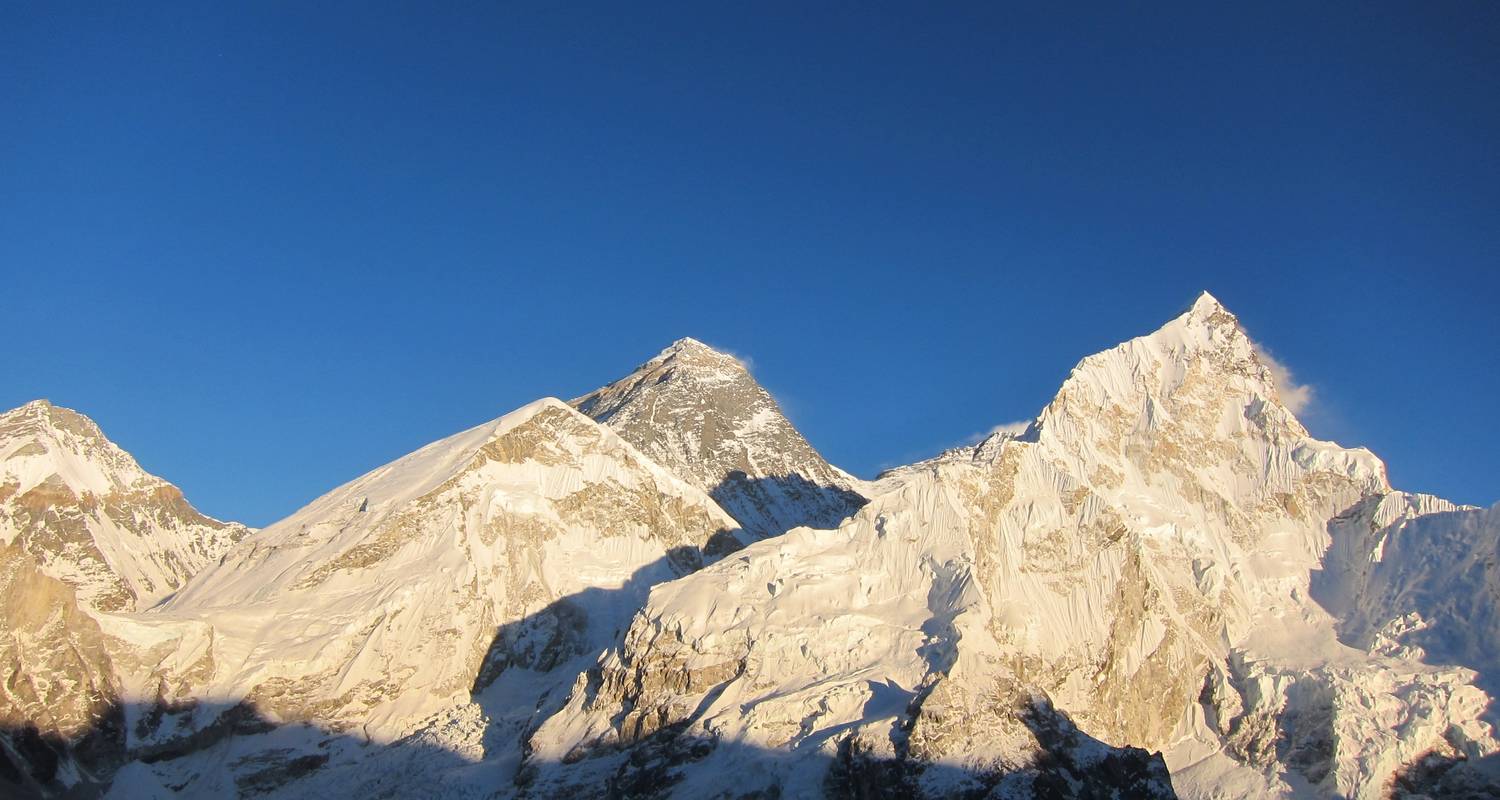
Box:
[524,294,1499,799]
[2,291,1497,799]
[0,399,249,613]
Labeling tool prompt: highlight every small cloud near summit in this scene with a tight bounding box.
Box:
[720,347,755,372]
[964,419,1031,445]
[1251,342,1314,415]
[659,337,755,371]
[682,337,755,372]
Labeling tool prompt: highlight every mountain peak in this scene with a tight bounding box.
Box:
[1191,289,1225,314]
[4,399,106,444]
[1,401,127,492]
[1175,290,1242,338]
[650,336,746,372]
[573,340,865,539]
[668,336,711,352]
[1145,289,1249,353]
[1025,291,1329,469]
[0,400,248,612]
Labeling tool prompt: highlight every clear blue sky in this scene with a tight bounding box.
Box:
[4,3,1497,526]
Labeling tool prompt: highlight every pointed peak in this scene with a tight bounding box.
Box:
[1180,291,1241,329]
[1164,290,1243,341]
[572,339,761,425]
[650,337,749,372]
[1191,290,1224,314]
[669,336,711,351]
[659,336,726,358]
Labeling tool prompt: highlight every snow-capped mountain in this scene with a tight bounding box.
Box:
[524,294,1499,799]
[0,402,246,796]
[3,295,1497,799]
[574,337,867,540]
[97,398,745,796]
[0,400,249,612]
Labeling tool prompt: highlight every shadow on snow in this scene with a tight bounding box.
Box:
[0,477,1183,799]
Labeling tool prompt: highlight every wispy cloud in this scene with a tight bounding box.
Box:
[1252,342,1314,415]
[709,342,755,372]
[964,419,1031,445]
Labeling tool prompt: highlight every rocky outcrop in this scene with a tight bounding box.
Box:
[574,337,866,539]
[0,541,125,798]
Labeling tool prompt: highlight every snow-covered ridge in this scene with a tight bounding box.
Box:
[0,400,249,612]
[166,397,601,605]
[116,396,745,777]
[4,292,1498,799]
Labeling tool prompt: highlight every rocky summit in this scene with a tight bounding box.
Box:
[2,294,1496,799]
[573,337,868,541]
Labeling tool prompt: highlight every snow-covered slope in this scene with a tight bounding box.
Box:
[101,398,743,795]
[526,293,1499,799]
[0,401,250,798]
[1317,494,1499,691]
[574,338,866,540]
[0,401,249,613]
[6,294,1498,799]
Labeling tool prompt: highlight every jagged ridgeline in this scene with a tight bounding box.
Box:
[2,294,1497,799]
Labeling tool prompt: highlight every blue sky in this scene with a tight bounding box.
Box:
[3,3,1497,525]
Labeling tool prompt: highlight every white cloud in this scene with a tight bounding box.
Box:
[989,419,1033,437]
[1252,342,1314,415]
[965,419,1032,445]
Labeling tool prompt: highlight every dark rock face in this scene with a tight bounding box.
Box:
[1015,696,1178,800]
[823,693,1177,800]
[0,542,126,799]
[574,338,866,540]
[1391,752,1500,800]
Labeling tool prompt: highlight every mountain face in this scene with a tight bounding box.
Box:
[1318,494,1500,691]
[4,295,1498,799]
[525,295,1499,799]
[90,398,746,795]
[0,541,125,797]
[573,337,866,540]
[0,403,245,797]
[0,401,249,613]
